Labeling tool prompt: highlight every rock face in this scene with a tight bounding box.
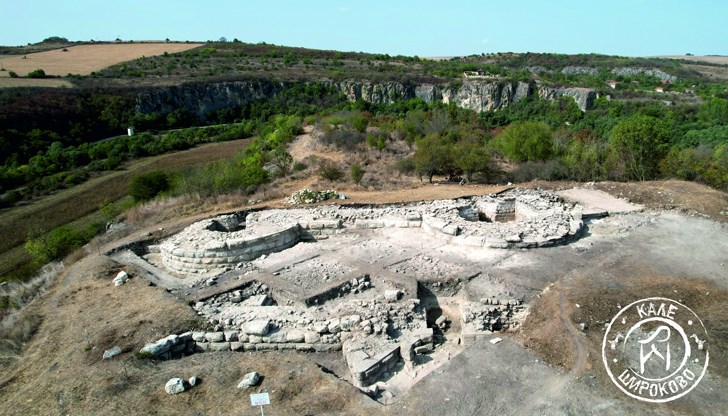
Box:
[538,87,596,112]
[134,79,597,120]
[611,67,676,81]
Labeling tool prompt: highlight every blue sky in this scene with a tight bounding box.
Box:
[1,0,726,57]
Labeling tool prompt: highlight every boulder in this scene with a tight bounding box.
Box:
[113,271,129,287]
[165,378,185,395]
[237,372,260,389]
[102,345,121,360]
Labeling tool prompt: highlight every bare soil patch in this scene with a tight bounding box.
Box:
[0,43,202,77]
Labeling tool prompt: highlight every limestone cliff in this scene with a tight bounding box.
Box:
[135,79,596,120]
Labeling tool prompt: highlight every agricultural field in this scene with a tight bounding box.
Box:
[0,42,202,77]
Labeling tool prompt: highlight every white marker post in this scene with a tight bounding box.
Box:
[250,392,270,416]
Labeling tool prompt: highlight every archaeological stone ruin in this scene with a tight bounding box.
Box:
[111,188,586,401]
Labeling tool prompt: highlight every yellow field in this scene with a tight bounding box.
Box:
[0,42,202,77]
[657,55,728,64]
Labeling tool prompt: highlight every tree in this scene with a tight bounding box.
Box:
[609,115,669,181]
[414,133,454,183]
[454,140,490,182]
[350,163,364,185]
[495,120,553,162]
[129,171,169,201]
[269,144,293,176]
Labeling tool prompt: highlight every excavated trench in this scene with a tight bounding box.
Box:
[112,188,585,403]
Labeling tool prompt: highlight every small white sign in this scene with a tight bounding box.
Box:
[250,392,271,406]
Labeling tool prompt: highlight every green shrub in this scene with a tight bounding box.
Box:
[129,171,169,201]
[396,158,416,174]
[293,161,308,171]
[25,226,85,265]
[318,160,343,181]
[27,69,46,78]
[350,163,364,185]
[8,71,18,78]
[351,113,369,133]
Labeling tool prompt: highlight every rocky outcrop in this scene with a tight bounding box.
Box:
[561,66,599,76]
[135,79,597,119]
[135,80,289,119]
[538,86,596,112]
[611,67,676,81]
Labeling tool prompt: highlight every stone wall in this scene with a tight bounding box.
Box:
[460,297,527,345]
[161,224,302,273]
[140,332,196,359]
[479,198,516,222]
[344,341,402,388]
[304,275,372,307]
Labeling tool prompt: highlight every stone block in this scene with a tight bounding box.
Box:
[230,342,245,351]
[205,332,225,342]
[209,342,231,352]
[295,344,315,352]
[304,331,321,344]
[256,343,277,351]
[224,330,239,342]
[243,320,270,336]
[267,331,287,343]
[286,330,305,343]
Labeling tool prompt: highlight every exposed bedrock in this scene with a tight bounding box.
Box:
[134,79,597,120]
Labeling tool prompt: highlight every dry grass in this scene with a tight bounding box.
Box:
[0,262,64,362]
[0,77,75,88]
[658,55,728,65]
[0,43,202,77]
[0,254,374,415]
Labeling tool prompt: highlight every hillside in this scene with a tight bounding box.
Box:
[1,40,728,285]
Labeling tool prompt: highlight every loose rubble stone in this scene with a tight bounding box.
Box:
[165,378,185,395]
[237,372,260,389]
[188,376,198,387]
[102,345,121,360]
[113,271,129,287]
